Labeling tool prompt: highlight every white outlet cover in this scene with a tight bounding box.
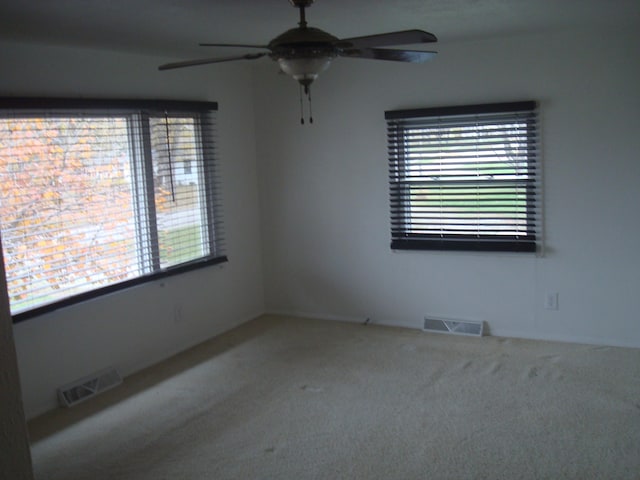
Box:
[545,292,559,310]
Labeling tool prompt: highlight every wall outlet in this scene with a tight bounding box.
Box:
[173,303,184,323]
[544,292,559,310]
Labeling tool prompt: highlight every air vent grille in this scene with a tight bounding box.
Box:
[57,367,122,407]
[424,317,484,337]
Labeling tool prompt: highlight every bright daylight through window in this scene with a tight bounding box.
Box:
[0,99,225,321]
[386,101,539,252]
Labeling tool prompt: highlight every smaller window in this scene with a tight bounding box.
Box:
[385,101,540,252]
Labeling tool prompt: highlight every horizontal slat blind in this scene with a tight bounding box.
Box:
[386,101,539,252]
[0,99,225,320]
[148,113,225,269]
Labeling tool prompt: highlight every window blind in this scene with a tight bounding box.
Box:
[386,101,540,252]
[0,98,225,320]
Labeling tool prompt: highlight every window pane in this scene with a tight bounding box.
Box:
[386,102,539,252]
[0,116,140,313]
[0,99,224,320]
[149,116,209,269]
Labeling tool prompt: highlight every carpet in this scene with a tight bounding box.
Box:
[28,315,640,479]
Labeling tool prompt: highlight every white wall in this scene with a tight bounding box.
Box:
[254,27,640,347]
[0,41,265,418]
[0,244,33,478]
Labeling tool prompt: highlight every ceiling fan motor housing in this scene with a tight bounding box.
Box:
[289,0,314,7]
[268,27,340,59]
[269,27,340,87]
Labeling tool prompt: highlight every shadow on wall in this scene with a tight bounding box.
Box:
[288,269,371,321]
[27,317,276,442]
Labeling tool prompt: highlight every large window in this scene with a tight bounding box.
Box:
[386,101,540,252]
[0,98,226,321]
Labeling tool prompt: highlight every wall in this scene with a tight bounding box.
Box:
[0,41,265,418]
[0,245,33,479]
[254,27,640,347]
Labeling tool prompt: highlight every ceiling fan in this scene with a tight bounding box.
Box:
[159,0,437,122]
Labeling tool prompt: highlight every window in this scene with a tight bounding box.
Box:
[386,101,539,252]
[0,98,226,321]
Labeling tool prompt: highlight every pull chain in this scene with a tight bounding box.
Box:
[164,111,176,202]
[299,84,305,125]
[298,83,315,125]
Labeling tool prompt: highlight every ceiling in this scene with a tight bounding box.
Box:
[0,0,638,58]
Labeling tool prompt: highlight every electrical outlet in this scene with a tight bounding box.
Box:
[173,303,183,323]
[544,292,559,310]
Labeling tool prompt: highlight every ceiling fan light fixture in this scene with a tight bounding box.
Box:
[277,55,333,86]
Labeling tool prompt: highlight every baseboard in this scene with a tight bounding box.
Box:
[264,309,421,331]
[488,328,640,349]
[264,309,365,324]
[265,310,640,349]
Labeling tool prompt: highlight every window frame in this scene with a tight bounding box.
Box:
[0,98,227,323]
[385,101,540,253]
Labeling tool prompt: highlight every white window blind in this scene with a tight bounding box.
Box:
[0,98,225,320]
[386,101,540,252]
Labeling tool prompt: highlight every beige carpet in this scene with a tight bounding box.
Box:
[29,315,640,479]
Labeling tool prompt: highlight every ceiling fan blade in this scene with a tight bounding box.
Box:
[337,30,437,49]
[199,43,269,49]
[340,48,437,63]
[158,53,267,71]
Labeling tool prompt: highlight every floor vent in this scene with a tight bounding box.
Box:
[424,317,484,337]
[57,367,122,408]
